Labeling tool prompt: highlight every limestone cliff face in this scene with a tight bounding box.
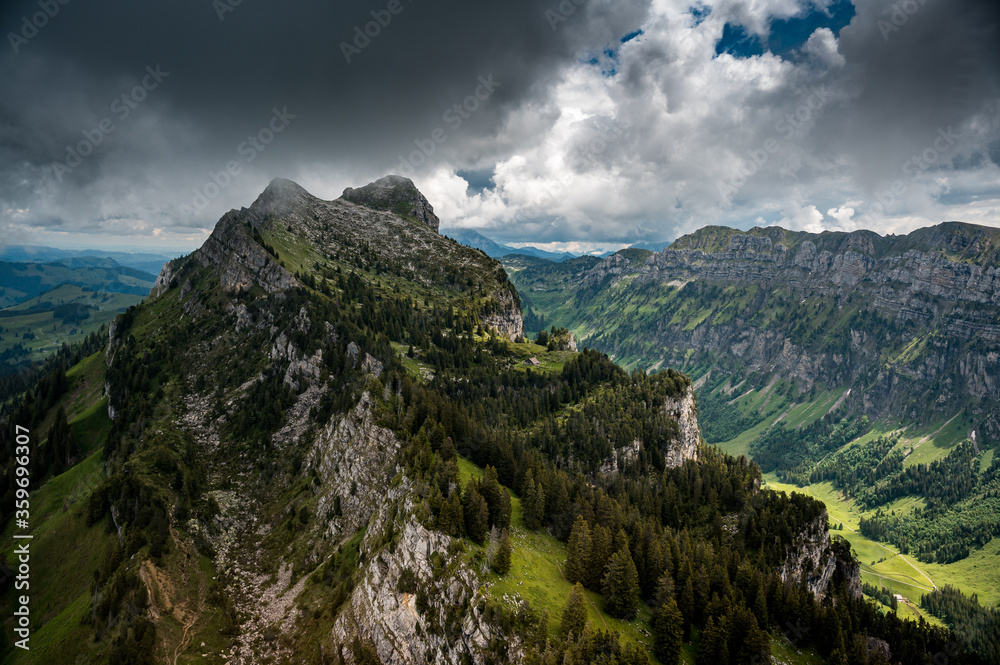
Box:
[199,212,300,294]
[307,394,496,665]
[481,284,524,341]
[569,222,1000,439]
[332,520,496,665]
[778,513,862,601]
[308,392,403,541]
[663,387,700,467]
[599,385,700,473]
[152,208,299,297]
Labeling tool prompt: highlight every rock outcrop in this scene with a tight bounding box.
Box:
[341,175,441,232]
[305,394,494,665]
[597,385,700,473]
[332,520,494,665]
[308,392,404,540]
[195,212,300,294]
[779,513,862,601]
[482,285,525,342]
[663,387,700,467]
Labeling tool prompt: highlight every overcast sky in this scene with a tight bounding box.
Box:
[1,0,998,253]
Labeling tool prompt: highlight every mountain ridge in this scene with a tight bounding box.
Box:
[511,219,1000,436]
[1,182,987,665]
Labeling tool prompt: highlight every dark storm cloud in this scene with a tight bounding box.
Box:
[831,0,1000,189]
[0,0,651,238]
[1,0,999,248]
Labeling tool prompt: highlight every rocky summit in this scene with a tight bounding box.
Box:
[341,174,441,232]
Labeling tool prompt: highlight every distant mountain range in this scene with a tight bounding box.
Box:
[0,257,157,309]
[444,228,669,262]
[0,244,178,276]
[628,239,672,252]
[443,228,578,261]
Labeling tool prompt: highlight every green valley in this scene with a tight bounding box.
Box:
[503,223,1000,659]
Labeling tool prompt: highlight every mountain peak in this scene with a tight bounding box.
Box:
[340,175,440,232]
[249,177,313,216]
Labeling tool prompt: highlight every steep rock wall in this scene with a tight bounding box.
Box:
[573,225,1000,438]
[778,513,862,601]
[663,387,701,467]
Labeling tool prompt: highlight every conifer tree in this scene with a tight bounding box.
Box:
[492,529,512,575]
[654,597,683,665]
[602,548,640,620]
[730,604,770,665]
[522,475,544,530]
[479,465,511,529]
[566,516,592,585]
[697,616,729,665]
[46,406,75,476]
[438,490,464,538]
[588,524,612,591]
[463,483,489,544]
[679,575,695,639]
[561,583,589,638]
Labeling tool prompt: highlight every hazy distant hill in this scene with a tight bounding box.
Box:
[0,244,177,276]
[0,258,156,309]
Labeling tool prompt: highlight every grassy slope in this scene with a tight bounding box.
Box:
[455,457,660,659]
[8,284,142,312]
[0,344,227,665]
[1,354,115,664]
[0,286,144,365]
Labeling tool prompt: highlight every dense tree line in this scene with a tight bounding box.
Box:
[921,585,1000,664]
[862,582,899,612]
[815,438,981,511]
[750,414,869,484]
[859,451,1000,563]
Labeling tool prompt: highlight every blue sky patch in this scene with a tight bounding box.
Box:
[715,0,855,59]
[621,29,644,44]
[690,4,711,26]
[582,45,621,76]
[715,23,765,58]
[456,168,495,195]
